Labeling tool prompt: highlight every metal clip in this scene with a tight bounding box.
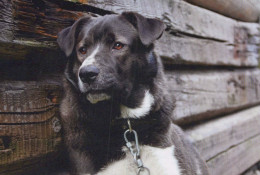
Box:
[124,120,150,175]
[124,129,140,157]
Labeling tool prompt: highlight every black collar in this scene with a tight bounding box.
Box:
[111,116,161,133]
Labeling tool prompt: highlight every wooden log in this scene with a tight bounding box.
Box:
[185,106,260,161]
[167,69,260,124]
[0,77,63,123]
[68,0,260,43]
[157,32,259,66]
[206,134,260,175]
[185,0,260,22]
[0,0,88,61]
[0,121,62,174]
[0,0,259,67]
[0,77,63,174]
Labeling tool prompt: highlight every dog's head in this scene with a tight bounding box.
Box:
[57,12,165,105]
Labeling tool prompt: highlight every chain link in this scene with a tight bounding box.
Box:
[124,120,150,175]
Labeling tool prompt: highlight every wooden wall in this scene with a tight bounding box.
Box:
[0,0,260,174]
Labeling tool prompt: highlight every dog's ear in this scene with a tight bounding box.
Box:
[121,12,166,45]
[57,16,92,57]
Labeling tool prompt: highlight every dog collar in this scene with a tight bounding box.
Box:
[111,117,160,133]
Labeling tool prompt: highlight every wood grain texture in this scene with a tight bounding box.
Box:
[185,0,260,22]
[186,106,260,161]
[0,77,63,174]
[63,0,260,67]
[69,0,260,42]
[0,0,88,60]
[157,32,259,66]
[0,76,63,123]
[206,134,260,175]
[0,122,62,175]
[167,69,260,124]
[0,0,259,67]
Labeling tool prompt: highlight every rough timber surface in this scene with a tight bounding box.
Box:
[0,0,89,60]
[157,32,259,66]
[185,106,260,161]
[0,77,63,123]
[0,0,259,66]
[66,0,260,43]
[167,69,260,124]
[185,0,260,22]
[206,134,260,175]
[0,77,63,174]
[0,122,62,175]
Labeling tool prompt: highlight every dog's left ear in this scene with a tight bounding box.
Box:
[121,12,166,45]
[57,16,92,57]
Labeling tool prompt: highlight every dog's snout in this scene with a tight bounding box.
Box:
[79,65,100,83]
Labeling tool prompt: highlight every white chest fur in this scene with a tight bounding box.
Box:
[95,145,182,175]
[120,90,155,119]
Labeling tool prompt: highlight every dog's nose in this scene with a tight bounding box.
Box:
[79,65,100,83]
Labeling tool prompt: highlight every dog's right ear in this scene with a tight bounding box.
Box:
[121,12,166,46]
[57,16,92,57]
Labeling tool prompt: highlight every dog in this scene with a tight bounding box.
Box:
[57,12,209,175]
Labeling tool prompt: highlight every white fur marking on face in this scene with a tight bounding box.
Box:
[120,90,154,118]
[96,145,182,175]
[78,45,100,92]
[81,45,100,67]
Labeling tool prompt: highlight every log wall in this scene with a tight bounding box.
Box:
[0,0,260,174]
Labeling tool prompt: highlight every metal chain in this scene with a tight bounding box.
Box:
[124,120,150,175]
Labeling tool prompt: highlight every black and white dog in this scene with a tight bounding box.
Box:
[57,12,209,175]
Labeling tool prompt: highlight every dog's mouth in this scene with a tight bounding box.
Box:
[86,92,111,104]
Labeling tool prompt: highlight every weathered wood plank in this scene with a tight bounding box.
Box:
[69,0,260,43]
[185,106,260,161]
[67,0,260,66]
[157,32,259,66]
[167,69,260,124]
[0,0,259,67]
[0,77,63,174]
[0,0,88,60]
[0,121,62,174]
[206,134,260,175]
[185,0,260,22]
[0,77,63,123]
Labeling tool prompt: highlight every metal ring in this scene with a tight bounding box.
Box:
[137,167,150,175]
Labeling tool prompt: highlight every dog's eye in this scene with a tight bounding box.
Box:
[79,47,87,54]
[113,42,124,50]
